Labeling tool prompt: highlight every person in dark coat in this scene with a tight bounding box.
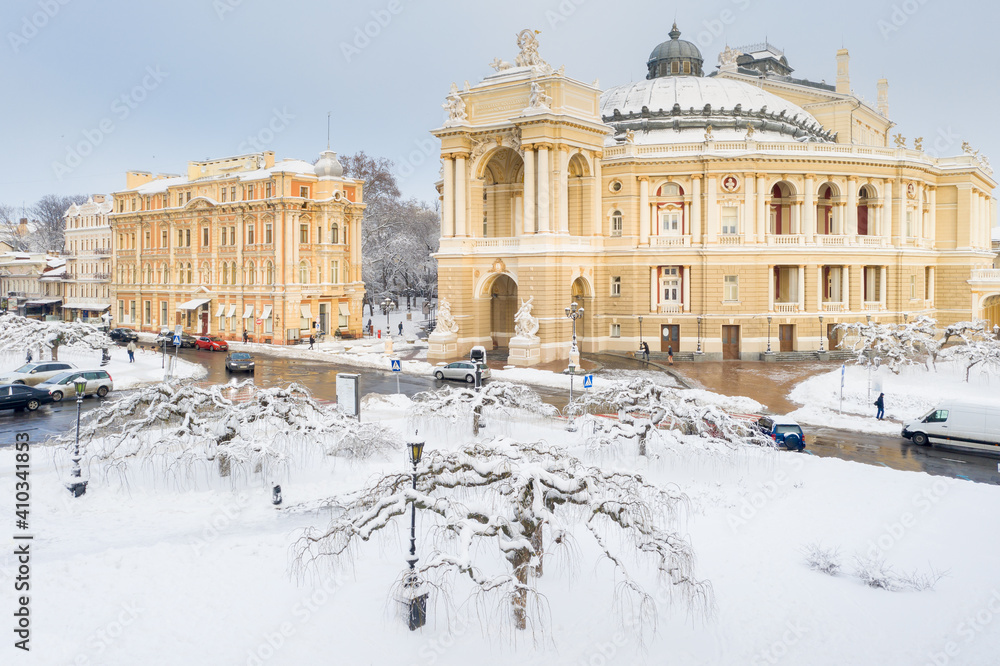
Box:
[309,334,315,350]
[398,321,404,336]
[874,392,885,420]
[667,344,674,365]
[367,319,373,337]
[243,330,249,343]
[641,341,650,362]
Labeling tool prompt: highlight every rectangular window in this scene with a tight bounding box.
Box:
[265,182,272,198]
[231,186,236,201]
[247,225,255,245]
[611,276,621,296]
[160,302,167,327]
[177,230,184,247]
[186,192,191,203]
[611,324,621,338]
[202,227,209,247]
[299,185,309,198]
[265,223,273,244]
[161,230,168,248]
[660,210,681,235]
[300,224,309,244]
[906,210,913,237]
[144,301,151,325]
[245,184,253,200]
[721,207,739,235]
[185,229,191,247]
[331,260,339,284]
[230,227,236,245]
[660,266,681,304]
[221,187,227,203]
[611,211,623,237]
[724,275,739,302]
[118,301,124,323]
[144,231,150,248]
[910,275,916,300]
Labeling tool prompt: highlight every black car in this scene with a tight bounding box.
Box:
[109,328,139,343]
[155,332,197,348]
[0,384,54,412]
[225,352,256,373]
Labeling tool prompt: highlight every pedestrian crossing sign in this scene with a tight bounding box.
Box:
[391,359,402,372]
[583,374,593,389]
[172,335,181,346]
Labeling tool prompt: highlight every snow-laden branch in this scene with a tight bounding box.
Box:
[411,382,559,436]
[835,316,940,373]
[0,313,112,356]
[293,438,712,637]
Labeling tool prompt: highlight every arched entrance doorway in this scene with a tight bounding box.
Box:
[482,148,524,237]
[984,295,1000,331]
[571,277,591,351]
[489,274,517,350]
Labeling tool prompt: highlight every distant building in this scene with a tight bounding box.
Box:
[0,253,63,319]
[109,150,365,342]
[63,195,113,324]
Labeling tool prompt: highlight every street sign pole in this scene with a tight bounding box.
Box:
[391,358,402,395]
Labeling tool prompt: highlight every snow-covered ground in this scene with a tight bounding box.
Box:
[3,390,999,665]
[0,346,205,391]
[788,360,1000,434]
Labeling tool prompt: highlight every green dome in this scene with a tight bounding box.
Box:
[647,24,704,79]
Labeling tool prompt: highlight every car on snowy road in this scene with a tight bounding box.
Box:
[195,336,229,352]
[0,384,55,412]
[36,370,114,402]
[109,328,139,344]
[0,361,78,386]
[756,416,805,451]
[432,361,491,384]
[155,332,197,349]
[225,352,256,373]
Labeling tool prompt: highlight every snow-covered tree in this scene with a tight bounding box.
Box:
[835,316,940,373]
[411,382,558,436]
[577,378,772,457]
[294,438,712,636]
[0,313,112,360]
[939,320,1000,381]
[71,380,397,483]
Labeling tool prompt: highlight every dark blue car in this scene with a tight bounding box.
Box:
[757,416,805,451]
[0,384,55,412]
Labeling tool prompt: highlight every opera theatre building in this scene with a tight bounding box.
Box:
[430,27,998,364]
[109,150,365,343]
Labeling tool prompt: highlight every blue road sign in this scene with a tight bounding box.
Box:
[583,374,594,389]
[173,335,181,347]
[391,359,402,372]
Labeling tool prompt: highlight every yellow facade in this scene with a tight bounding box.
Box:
[431,29,998,363]
[110,150,366,343]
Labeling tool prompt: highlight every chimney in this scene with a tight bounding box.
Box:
[877,78,889,117]
[17,219,28,237]
[836,49,850,94]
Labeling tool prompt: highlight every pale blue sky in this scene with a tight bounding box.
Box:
[0,0,993,209]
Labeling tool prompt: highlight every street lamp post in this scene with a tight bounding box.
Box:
[404,439,428,631]
[380,297,396,335]
[766,315,773,354]
[696,315,703,354]
[564,302,584,432]
[67,377,88,498]
[638,316,643,352]
[819,315,825,353]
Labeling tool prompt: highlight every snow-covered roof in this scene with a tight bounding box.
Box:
[119,157,339,194]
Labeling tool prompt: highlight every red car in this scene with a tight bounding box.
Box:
[195,336,229,352]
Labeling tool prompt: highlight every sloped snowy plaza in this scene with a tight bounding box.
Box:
[3,368,1000,666]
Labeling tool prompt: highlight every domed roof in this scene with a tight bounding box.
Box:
[647,24,704,78]
[600,76,836,145]
[314,150,344,179]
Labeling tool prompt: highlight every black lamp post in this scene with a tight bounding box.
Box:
[818,315,825,352]
[67,376,88,497]
[404,439,428,630]
[564,302,584,432]
[697,315,703,354]
[380,297,396,334]
[766,316,772,354]
[638,315,643,351]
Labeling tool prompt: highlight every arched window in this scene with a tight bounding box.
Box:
[299,261,309,284]
[230,263,237,286]
[611,210,623,236]
[330,224,339,244]
[247,261,256,285]
[265,261,274,285]
[221,263,229,285]
[186,263,192,284]
[177,263,184,284]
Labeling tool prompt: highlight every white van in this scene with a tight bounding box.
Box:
[902,401,1000,454]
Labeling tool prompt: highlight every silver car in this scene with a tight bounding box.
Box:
[0,361,78,386]
[36,369,114,401]
[433,361,491,384]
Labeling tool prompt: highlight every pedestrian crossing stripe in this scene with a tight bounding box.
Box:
[583,374,593,389]
[391,359,402,372]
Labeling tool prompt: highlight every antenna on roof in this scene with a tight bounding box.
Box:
[326,111,331,150]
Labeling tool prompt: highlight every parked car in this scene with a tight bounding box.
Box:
[0,384,54,412]
[756,416,805,451]
[225,352,256,373]
[0,361,78,386]
[432,361,491,384]
[195,336,229,352]
[155,332,197,348]
[36,370,114,402]
[902,401,1000,453]
[109,328,139,343]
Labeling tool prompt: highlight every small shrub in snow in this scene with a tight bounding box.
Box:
[852,555,945,592]
[803,543,842,576]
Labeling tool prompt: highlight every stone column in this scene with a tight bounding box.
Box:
[971,189,981,248]
[797,265,806,312]
[706,176,718,243]
[756,174,767,243]
[841,265,850,310]
[649,267,658,313]
[536,144,551,233]
[846,177,857,243]
[880,265,887,309]
[557,147,570,234]
[816,266,824,313]
[742,174,754,244]
[455,153,468,237]
[804,175,816,243]
[928,186,937,246]
[442,156,455,238]
[523,146,535,234]
[897,180,907,247]
[790,199,800,236]
[882,180,893,246]
[513,195,523,237]
[767,265,775,312]
[928,267,935,304]
[691,175,703,244]
[639,177,650,245]
[683,266,691,312]
[591,153,603,237]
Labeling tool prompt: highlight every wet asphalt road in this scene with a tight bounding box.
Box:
[1,348,997,486]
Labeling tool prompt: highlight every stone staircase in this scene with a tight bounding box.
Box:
[765,350,854,362]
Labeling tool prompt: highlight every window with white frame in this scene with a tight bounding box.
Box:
[611,276,621,296]
[721,207,739,235]
[724,275,739,302]
[611,210,623,236]
[659,208,681,235]
[660,267,681,305]
[610,324,621,338]
[331,260,340,284]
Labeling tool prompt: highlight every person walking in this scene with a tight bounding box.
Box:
[874,392,885,420]
[398,321,404,336]
[667,344,674,365]
[25,349,32,363]
[308,334,315,350]
[243,329,249,344]
[641,341,650,362]
[367,318,373,337]
[126,340,137,363]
